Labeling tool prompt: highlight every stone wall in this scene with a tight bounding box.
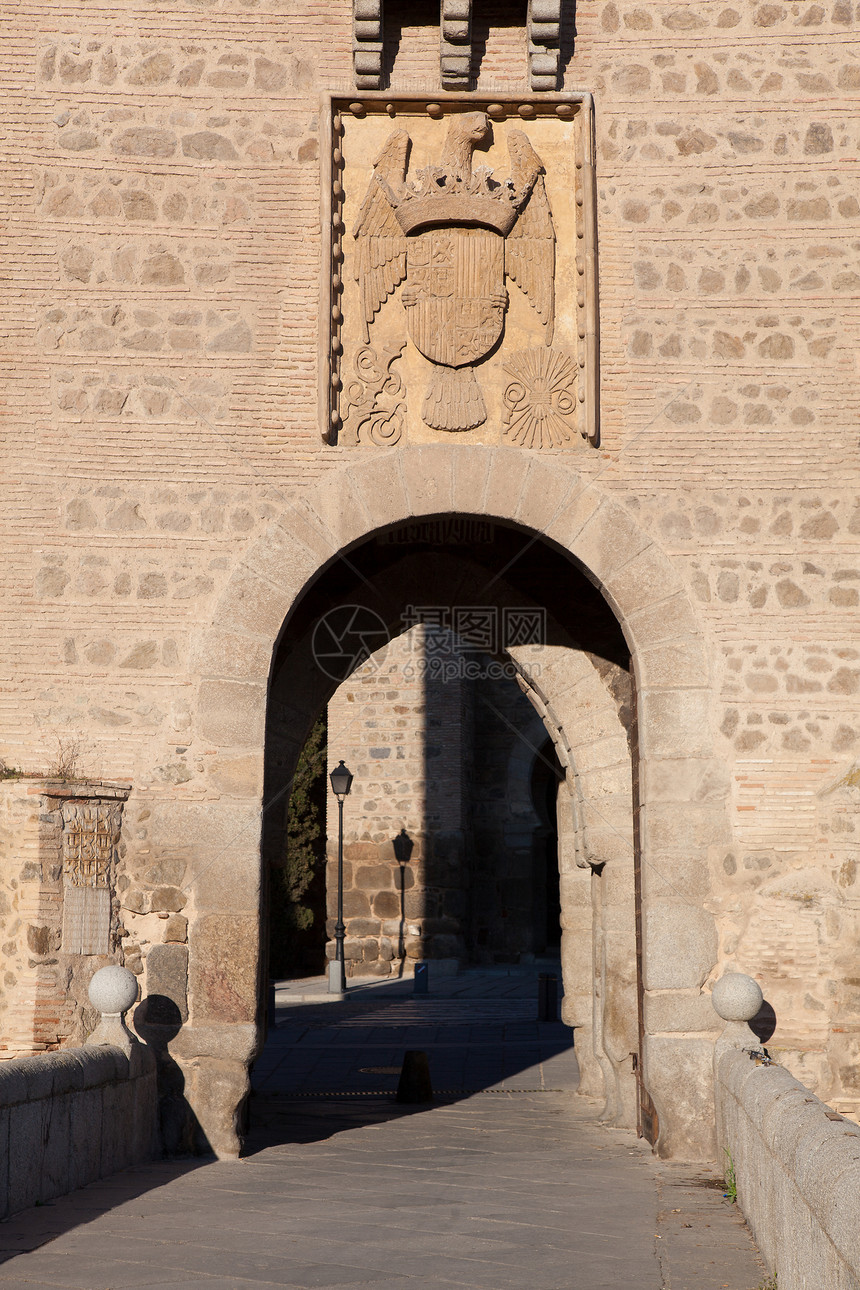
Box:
[325,625,558,976]
[0,1043,158,1220]
[715,1046,860,1290]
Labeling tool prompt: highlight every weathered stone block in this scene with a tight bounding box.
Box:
[143,943,189,1023]
[354,863,395,890]
[188,915,258,1025]
[645,1035,716,1159]
[643,902,718,991]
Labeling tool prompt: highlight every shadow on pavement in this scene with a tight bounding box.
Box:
[0,1158,208,1265]
[245,964,580,1152]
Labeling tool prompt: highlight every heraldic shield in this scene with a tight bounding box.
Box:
[404,228,506,431]
[352,111,555,434]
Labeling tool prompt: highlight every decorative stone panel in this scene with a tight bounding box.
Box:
[322,93,599,449]
[61,801,121,954]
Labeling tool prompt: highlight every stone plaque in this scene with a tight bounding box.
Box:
[61,801,121,955]
[322,94,598,450]
[62,885,111,957]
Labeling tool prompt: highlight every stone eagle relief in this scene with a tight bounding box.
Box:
[352,111,555,433]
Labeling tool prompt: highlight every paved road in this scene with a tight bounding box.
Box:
[0,965,767,1289]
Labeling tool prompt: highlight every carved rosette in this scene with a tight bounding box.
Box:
[502,349,578,449]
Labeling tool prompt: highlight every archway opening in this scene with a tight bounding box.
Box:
[260,514,642,1129]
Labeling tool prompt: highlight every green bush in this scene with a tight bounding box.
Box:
[269,715,328,978]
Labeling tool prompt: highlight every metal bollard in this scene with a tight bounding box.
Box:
[538,972,558,1021]
[413,961,429,994]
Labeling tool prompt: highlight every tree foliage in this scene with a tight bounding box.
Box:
[269,714,328,977]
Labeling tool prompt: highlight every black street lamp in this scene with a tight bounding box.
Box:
[329,760,353,994]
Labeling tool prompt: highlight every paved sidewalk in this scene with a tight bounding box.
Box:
[0,966,767,1289]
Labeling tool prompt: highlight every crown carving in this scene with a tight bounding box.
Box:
[382,165,521,237]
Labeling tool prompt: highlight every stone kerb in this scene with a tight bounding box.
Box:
[188,444,721,1158]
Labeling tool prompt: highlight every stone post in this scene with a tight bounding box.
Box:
[85,965,140,1059]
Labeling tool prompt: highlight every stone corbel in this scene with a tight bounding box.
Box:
[353,0,384,90]
[528,0,562,91]
[440,0,472,90]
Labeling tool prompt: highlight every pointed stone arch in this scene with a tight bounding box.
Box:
[185,445,725,1160]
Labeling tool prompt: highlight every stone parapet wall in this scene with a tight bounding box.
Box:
[0,1043,158,1220]
[715,1048,860,1290]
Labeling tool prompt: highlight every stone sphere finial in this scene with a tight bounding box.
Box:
[711,972,763,1023]
[88,965,139,1018]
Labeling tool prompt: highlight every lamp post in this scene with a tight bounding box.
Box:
[329,760,353,995]
[392,828,413,963]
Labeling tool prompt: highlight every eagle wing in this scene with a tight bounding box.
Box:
[505,130,555,344]
[352,130,410,340]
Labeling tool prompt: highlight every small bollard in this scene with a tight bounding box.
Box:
[397,1050,433,1103]
[413,961,429,994]
[267,979,276,1028]
[328,959,345,995]
[538,972,558,1022]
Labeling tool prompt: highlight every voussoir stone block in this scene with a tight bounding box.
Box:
[451,446,493,514]
[197,678,266,746]
[302,474,371,554]
[571,500,653,584]
[636,637,710,690]
[483,448,529,521]
[244,524,330,604]
[351,453,408,533]
[401,446,456,517]
[601,544,685,620]
[216,568,293,640]
[627,592,702,649]
[516,458,578,534]
[543,485,603,552]
[192,628,271,683]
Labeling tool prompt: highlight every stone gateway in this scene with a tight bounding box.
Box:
[1,2,859,1168]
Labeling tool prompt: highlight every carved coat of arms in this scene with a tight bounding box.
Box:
[353,112,555,432]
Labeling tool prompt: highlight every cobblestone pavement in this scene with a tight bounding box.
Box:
[0,966,767,1289]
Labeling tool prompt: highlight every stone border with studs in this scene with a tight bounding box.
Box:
[319,92,599,450]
